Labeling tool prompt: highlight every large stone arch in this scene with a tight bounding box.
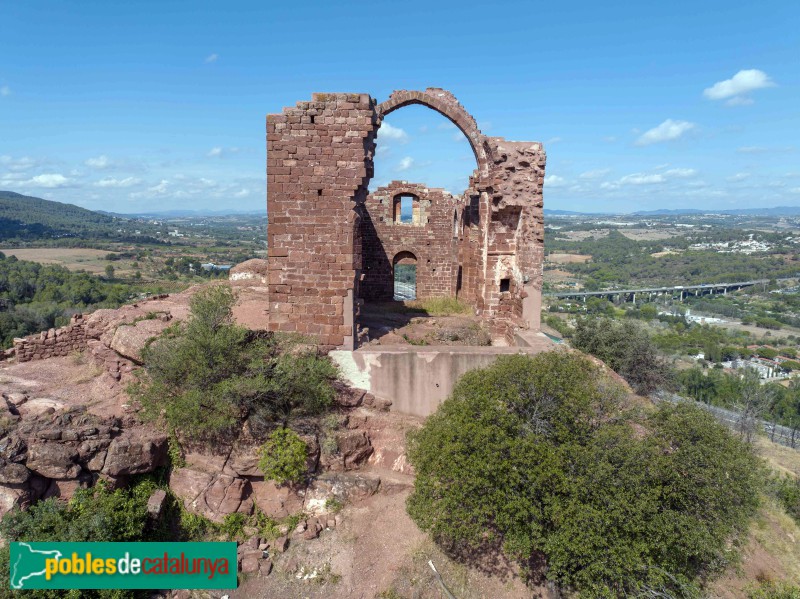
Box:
[376,88,491,178]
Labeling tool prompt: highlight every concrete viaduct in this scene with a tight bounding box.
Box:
[546,279,769,304]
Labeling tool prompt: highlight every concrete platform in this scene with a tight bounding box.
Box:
[331,334,556,417]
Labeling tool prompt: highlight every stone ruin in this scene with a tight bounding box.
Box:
[267,88,546,349]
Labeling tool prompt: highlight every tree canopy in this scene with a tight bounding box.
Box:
[407,352,761,597]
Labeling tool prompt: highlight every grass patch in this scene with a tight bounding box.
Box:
[406,297,472,316]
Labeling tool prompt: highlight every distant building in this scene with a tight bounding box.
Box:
[201,263,232,271]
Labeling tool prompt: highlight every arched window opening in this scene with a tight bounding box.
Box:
[393,251,417,301]
[453,209,459,239]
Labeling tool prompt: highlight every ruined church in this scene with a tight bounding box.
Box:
[266,88,546,349]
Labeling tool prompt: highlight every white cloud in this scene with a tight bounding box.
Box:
[0,86,10,97]
[0,155,40,172]
[727,172,750,182]
[207,147,223,157]
[85,155,113,169]
[22,173,73,188]
[233,188,250,198]
[725,96,754,107]
[148,180,169,194]
[664,168,697,178]
[397,157,414,171]
[579,168,610,180]
[544,175,567,187]
[636,119,695,146]
[205,53,219,63]
[619,173,665,185]
[378,123,408,142]
[703,69,775,104]
[546,137,562,145]
[94,177,141,188]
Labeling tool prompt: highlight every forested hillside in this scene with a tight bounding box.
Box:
[0,190,158,244]
[0,252,136,346]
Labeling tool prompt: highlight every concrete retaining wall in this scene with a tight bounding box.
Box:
[331,337,554,417]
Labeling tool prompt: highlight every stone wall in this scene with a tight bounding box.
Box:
[361,181,463,301]
[266,93,378,349]
[13,314,88,362]
[267,87,546,347]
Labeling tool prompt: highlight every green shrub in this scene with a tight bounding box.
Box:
[767,474,800,524]
[571,316,672,394]
[258,427,308,485]
[220,512,247,540]
[748,581,800,599]
[131,285,337,442]
[407,351,760,598]
[0,478,169,598]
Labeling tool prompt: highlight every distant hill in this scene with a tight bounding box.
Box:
[548,206,800,217]
[105,208,266,218]
[632,207,800,216]
[0,191,127,242]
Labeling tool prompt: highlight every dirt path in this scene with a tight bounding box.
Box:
[232,479,539,599]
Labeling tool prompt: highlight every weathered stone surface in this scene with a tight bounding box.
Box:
[147,489,168,519]
[240,550,261,574]
[169,467,214,507]
[303,472,380,515]
[0,483,29,517]
[266,88,545,347]
[250,480,303,520]
[224,450,260,477]
[109,318,169,364]
[101,433,167,476]
[17,398,66,418]
[43,476,90,501]
[229,259,269,284]
[335,430,373,470]
[170,468,253,523]
[0,460,30,484]
[26,443,81,479]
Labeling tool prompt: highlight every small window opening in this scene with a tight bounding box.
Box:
[394,194,418,224]
[500,278,511,293]
[317,189,322,196]
[310,115,315,124]
[400,196,413,223]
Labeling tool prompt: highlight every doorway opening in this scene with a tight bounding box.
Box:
[393,251,417,300]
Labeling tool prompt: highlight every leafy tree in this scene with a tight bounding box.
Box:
[407,353,760,597]
[131,285,337,442]
[104,264,115,279]
[571,317,671,394]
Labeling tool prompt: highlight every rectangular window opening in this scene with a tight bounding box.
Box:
[500,278,511,293]
[400,196,413,223]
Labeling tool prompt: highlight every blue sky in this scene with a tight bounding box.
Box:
[1,0,798,213]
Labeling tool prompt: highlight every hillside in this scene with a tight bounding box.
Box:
[0,190,125,242]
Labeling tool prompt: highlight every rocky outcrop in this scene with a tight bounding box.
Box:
[229,259,269,284]
[0,398,168,517]
[107,316,171,364]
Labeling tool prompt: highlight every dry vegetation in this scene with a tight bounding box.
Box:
[0,247,138,276]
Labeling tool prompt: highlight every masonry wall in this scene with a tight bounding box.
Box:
[13,315,88,362]
[266,88,546,348]
[266,93,378,349]
[361,182,464,301]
